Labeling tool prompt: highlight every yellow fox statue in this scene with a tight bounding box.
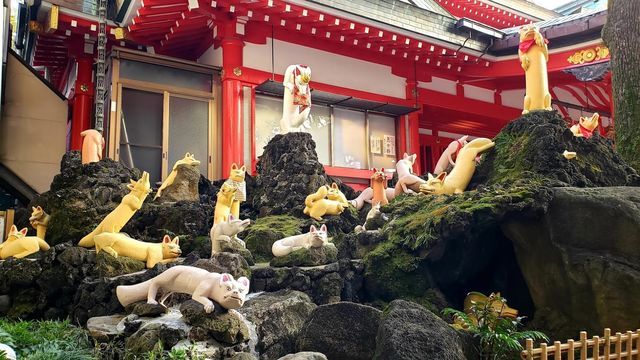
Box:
[29,206,50,240]
[0,225,51,259]
[154,153,201,200]
[213,182,238,224]
[303,185,345,221]
[224,163,247,220]
[570,113,599,138]
[518,24,552,114]
[78,172,151,248]
[94,233,181,268]
[325,183,350,208]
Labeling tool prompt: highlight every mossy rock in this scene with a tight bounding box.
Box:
[180,235,211,258]
[241,215,304,262]
[96,251,146,277]
[180,300,249,345]
[269,243,338,267]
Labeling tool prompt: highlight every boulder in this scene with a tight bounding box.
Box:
[191,253,251,279]
[180,300,250,345]
[154,163,200,203]
[95,251,146,278]
[270,244,338,267]
[126,301,167,317]
[238,290,317,360]
[278,352,328,360]
[503,186,640,339]
[373,300,466,360]
[86,314,125,341]
[296,302,381,360]
[123,309,190,353]
[242,215,304,262]
[251,132,357,218]
[472,111,639,187]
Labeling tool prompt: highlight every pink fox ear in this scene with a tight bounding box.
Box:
[221,274,234,283]
[231,163,238,170]
[403,152,409,159]
[229,214,235,221]
[20,227,28,236]
[332,183,338,189]
[372,168,377,172]
[320,224,327,232]
[240,165,246,172]
[162,235,171,244]
[9,225,18,233]
[310,225,317,232]
[237,277,250,288]
[381,168,385,172]
[437,172,447,181]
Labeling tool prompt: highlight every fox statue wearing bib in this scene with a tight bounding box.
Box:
[280,64,312,133]
[519,24,551,114]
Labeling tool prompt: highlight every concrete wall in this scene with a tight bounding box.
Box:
[0,54,67,193]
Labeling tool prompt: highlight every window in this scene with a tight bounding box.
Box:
[333,108,366,169]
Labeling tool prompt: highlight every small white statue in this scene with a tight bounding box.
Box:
[272,224,328,257]
[210,215,251,256]
[116,265,250,313]
[280,64,312,133]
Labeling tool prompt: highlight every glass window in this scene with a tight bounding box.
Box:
[300,104,331,164]
[168,96,209,176]
[369,113,397,169]
[120,59,212,92]
[333,108,366,169]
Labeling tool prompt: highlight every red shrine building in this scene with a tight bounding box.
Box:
[0,0,612,195]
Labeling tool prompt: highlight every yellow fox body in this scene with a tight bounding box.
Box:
[29,206,50,240]
[420,138,495,195]
[78,172,151,248]
[213,182,238,224]
[94,233,181,268]
[303,185,345,221]
[155,153,201,200]
[224,163,247,220]
[325,183,350,208]
[0,225,50,259]
[518,25,551,114]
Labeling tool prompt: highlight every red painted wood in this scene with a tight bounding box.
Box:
[70,57,94,151]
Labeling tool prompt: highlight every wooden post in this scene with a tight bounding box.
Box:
[555,341,562,360]
[541,343,548,359]
[615,332,622,359]
[625,331,632,359]
[568,339,575,360]
[605,328,611,360]
[594,336,601,360]
[525,339,534,360]
[635,329,640,360]
[581,332,588,360]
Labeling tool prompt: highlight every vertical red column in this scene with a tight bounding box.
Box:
[70,57,94,150]
[406,79,421,174]
[221,18,244,176]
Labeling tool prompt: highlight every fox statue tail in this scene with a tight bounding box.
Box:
[38,238,50,251]
[303,186,328,215]
[116,280,152,307]
[78,228,99,248]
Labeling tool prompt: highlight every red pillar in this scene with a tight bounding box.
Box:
[406,79,421,174]
[70,57,94,150]
[221,18,244,176]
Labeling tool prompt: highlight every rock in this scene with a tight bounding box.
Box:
[503,186,640,339]
[297,302,381,360]
[154,163,200,203]
[472,111,639,187]
[180,300,250,345]
[251,132,357,218]
[278,352,328,360]
[96,251,146,277]
[86,314,125,341]
[373,300,466,360]
[239,290,317,360]
[230,353,258,360]
[0,295,10,313]
[219,238,256,266]
[242,215,305,262]
[126,301,167,317]
[123,308,191,353]
[335,231,387,260]
[270,244,338,267]
[192,253,251,279]
[251,260,364,305]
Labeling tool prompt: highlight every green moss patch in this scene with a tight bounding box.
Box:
[241,215,304,262]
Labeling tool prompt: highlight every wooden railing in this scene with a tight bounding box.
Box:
[521,329,640,360]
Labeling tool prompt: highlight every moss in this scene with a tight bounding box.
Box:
[241,215,304,262]
[96,251,146,277]
[269,243,337,267]
[485,131,533,185]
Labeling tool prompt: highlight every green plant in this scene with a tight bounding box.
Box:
[443,293,548,360]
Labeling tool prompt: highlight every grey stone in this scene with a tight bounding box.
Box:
[278,352,328,360]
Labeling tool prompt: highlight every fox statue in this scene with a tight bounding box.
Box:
[223,163,247,220]
[303,185,345,221]
[78,172,152,248]
[518,24,551,114]
[213,182,238,224]
[325,183,350,208]
[394,153,427,196]
[155,153,201,200]
[0,225,50,259]
[570,113,599,138]
[210,215,251,256]
[29,206,50,240]
[94,233,182,268]
[272,224,328,257]
[80,129,105,165]
[420,138,495,195]
[116,265,250,313]
[280,64,312,133]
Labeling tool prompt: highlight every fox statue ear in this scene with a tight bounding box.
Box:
[9,225,18,233]
[231,163,238,170]
[381,168,385,173]
[437,172,447,181]
[32,206,37,212]
[172,237,180,245]
[237,277,250,288]
[229,214,235,221]
[372,167,378,173]
[221,273,234,284]
[240,165,246,172]
[332,183,338,189]
[460,135,469,142]
[19,227,28,236]
[428,173,435,180]
[162,235,171,244]
[185,152,191,157]
[320,224,327,232]
[310,225,317,233]
[403,152,409,159]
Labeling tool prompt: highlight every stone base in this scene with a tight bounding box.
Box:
[270,244,338,267]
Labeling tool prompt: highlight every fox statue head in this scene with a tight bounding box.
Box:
[518,24,541,43]
[371,168,388,189]
[5,225,28,242]
[128,172,152,196]
[579,112,600,132]
[421,172,447,195]
[161,235,182,259]
[308,224,328,248]
[215,273,250,310]
[228,163,246,182]
[175,153,201,169]
[217,182,238,203]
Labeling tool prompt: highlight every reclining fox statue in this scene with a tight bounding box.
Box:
[272,224,328,257]
[420,138,495,195]
[79,172,151,248]
[303,186,345,221]
[116,265,250,313]
[94,233,181,268]
[0,225,51,259]
[570,112,599,138]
